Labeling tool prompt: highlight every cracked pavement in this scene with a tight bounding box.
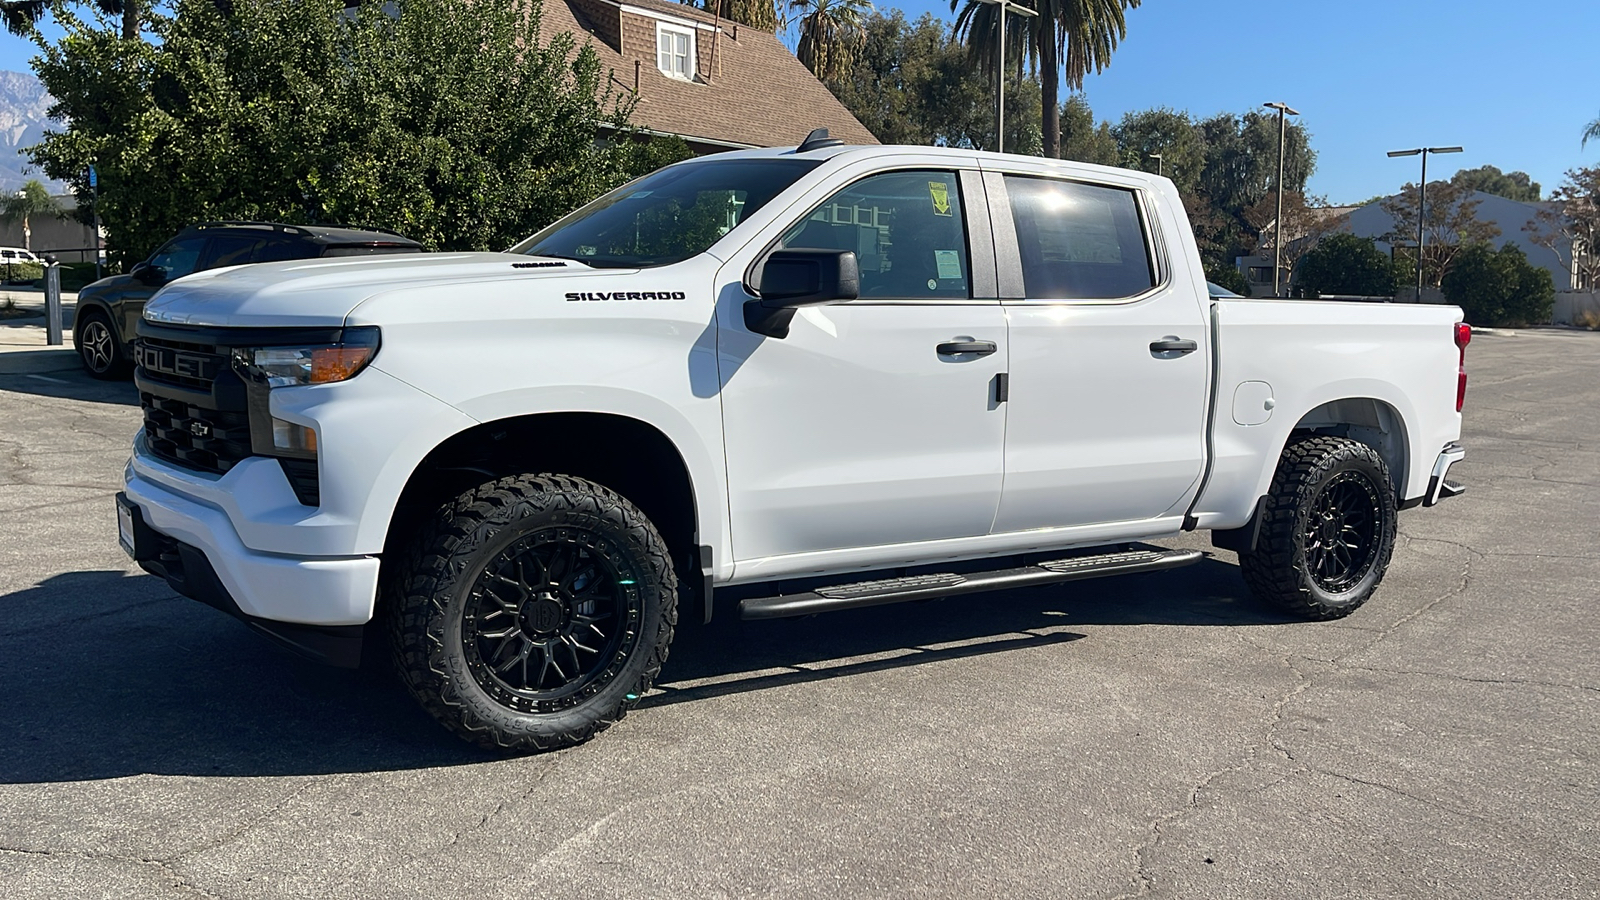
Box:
[0,328,1596,898]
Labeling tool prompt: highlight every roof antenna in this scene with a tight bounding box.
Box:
[796,128,845,153]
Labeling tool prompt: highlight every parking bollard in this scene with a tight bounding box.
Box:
[43,255,62,346]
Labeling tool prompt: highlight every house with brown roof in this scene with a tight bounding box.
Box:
[547,0,877,154]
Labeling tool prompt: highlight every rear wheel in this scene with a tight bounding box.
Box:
[388,474,677,752]
[75,310,128,379]
[1239,436,1397,620]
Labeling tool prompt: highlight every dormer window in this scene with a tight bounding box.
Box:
[656,22,695,80]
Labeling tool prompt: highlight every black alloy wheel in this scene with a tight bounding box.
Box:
[389,474,677,752]
[1239,435,1398,620]
[1302,471,1383,593]
[461,530,641,714]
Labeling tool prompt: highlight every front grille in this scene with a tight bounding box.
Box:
[141,392,252,474]
[134,336,226,392]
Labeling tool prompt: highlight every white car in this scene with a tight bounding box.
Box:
[116,135,1469,751]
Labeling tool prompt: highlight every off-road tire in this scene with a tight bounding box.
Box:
[388,474,677,752]
[1239,436,1397,620]
[75,309,128,379]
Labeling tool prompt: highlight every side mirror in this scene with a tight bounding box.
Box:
[744,249,859,338]
[131,261,162,285]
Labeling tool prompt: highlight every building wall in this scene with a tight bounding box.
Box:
[1343,191,1573,291]
[0,200,99,262]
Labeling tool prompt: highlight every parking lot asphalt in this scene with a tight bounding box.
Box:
[0,327,1595,899]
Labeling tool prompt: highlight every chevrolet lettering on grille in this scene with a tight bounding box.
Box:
[137,345,218,381]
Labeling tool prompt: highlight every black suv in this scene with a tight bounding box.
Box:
[73,222,423,378]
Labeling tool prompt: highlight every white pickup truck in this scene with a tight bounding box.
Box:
[118,135,1469,751]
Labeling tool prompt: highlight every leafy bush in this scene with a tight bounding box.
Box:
[29,0,688,264]
[1204,261,1251,296]
[2,261,43,283]
[1297,233,1399,298]
[1441,242,1555,327]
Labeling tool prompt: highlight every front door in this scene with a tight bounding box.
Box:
[991,172,1211,533]
[718,167,1008,565]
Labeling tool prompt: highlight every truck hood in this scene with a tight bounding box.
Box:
[140,252,628,328]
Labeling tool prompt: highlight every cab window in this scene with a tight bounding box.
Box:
[779,170,970,300]
[1005,176,1155,300]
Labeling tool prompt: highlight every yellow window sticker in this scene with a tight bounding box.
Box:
[929,181,952,216]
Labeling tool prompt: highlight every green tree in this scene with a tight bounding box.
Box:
[1450,164,1541,203]
[953,0,1140,159]
[825,10,1041,152]
[1058,95,1117,165]
[791,0,871,84]
[1442,242,1555,327]
[1203,259,1249,296]
[1111,107,1203,192]
[693,0,777,30]
[1297,233,1399,298]
[0,178,65,251]
[1195,110,1314,220]
[28,0,682,263]
[2,0,143,41]
[1583,111,1600,148]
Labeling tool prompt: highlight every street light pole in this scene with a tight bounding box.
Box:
[1388,145,1463,301]
[1148,153,1163,177]
[975,0,1036,154]
[1263,102,1299,297]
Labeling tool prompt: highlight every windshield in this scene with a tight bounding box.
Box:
[512,158,823,268]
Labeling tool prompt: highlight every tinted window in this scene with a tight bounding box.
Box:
[513,159,820,268]
[199,236,261,271]
[779,170,970,300]
[1006,176,1154,300]
[253,238,315,263]
[148,238,207,282]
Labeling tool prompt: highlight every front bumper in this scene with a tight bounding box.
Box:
[123,452,381,629]
[1423,440,1466,507]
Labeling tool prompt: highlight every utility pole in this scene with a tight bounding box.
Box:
[1388,146,1463,301]
[1263,102,1299,297]
[976,0,1037,154]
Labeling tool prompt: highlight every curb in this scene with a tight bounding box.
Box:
[0,347,80,375]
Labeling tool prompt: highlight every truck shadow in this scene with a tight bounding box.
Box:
[0,366,140,406]
[0,559,1283,784]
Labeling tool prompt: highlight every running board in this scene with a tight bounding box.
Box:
[738,548,1205,620]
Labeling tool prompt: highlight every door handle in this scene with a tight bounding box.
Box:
[1149,337,1198,356]
[937,340,998,357]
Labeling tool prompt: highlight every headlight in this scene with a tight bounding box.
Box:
[232,326,380,388]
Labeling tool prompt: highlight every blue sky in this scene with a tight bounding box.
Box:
[3,0,1597,204]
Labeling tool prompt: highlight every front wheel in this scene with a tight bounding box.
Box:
[388,474,677,752]
[1239,436,1398,620]
[75,310,128,379]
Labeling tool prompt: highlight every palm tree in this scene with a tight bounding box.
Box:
[953,0,1140,159]
[1,0,141,41]
[697,0,778,31]
[1584,112,1600,149]
[790,0,871,84]
[1,179,65,252]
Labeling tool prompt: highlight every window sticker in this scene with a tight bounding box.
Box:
[928,181,952,216]
[934,250,962,279]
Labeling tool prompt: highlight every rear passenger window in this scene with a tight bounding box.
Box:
[780,170,970,300]
[253,238,314,263]
[199,236,261,271]
[1005,176,1155,300]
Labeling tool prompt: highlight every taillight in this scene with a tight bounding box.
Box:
[1454,322,1470,411]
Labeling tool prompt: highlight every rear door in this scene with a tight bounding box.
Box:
[990,170,1211,532]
